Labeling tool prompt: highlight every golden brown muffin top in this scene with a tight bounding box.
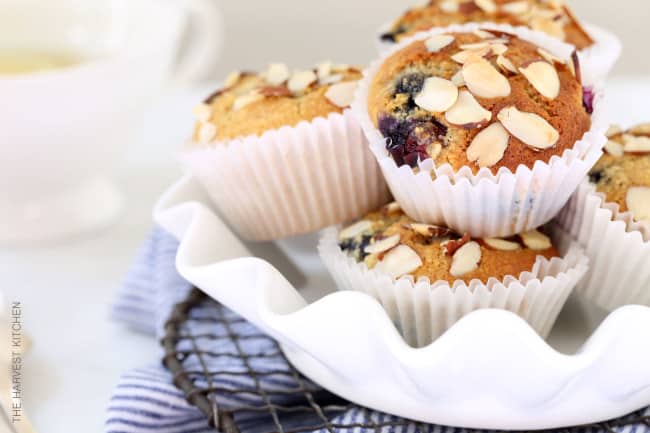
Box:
[588,123,650,224]
[191,63,362,144]
[381,0,594,50]
[368,31,591,174]
[339,202,558,284]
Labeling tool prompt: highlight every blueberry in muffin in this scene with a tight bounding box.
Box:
[368,30,591,173]
[588,123,650,224]
[381,0,594,50]
[338,201,558,283]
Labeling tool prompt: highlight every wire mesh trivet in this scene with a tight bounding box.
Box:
[162,288,650,433]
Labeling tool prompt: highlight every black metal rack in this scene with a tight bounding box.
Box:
[161,288,649,433]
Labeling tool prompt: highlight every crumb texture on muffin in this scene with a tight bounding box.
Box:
[191,63,362,143]
[589,123,650,223]
[382,0,594,49]
[338,202,558,283]
[368,31,591,174]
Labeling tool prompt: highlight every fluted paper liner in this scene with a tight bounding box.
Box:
[354,23,608,238]
[183,109,391,241]
[556,181,650,311]
[375,21,621,82]
[319,225,588,347]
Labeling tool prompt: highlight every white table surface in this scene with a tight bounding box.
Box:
[1,76,649,433]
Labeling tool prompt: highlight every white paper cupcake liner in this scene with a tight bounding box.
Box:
[375,21,621,82]
[183,109,391,241]
[354,23,608,239]
[318,225,588,347]
[555,181,650,311]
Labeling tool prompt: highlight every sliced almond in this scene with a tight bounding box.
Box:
[451,70,466,87]
[316,61,332,81]
[496,55,518,74]
[629,123,650,136]
[198,122,217,144]
[501,0,530,15]
[428,142,443,159]
[320,74,344,85]
[460,42,490,51]
[193,103,212,123]
[519,61,560,99]
[407,223,452,238]
[537,48,564,65]
[332,64,351,72]
[520,230,552,250]
[462,58,511,98]
[224,71,241,87]
[604,140,624,157]
[425,34,455,52]
[364,234,400,255]
[474,0,496,13]
[483,238,521,251]
[450,241,482,277]
[265,63,290,86]
[467,122,510,168]
[233,91,263,111]
[530,16,566,40]
[445,90,492,127]
[414,77,459,112]
[375,245,423,279]
[451,46,492,64]
[325,81,357,108]
[339,220,373,240]
[382,201,401,214]
[497,106,559,150]
[622,134,650,154]
[626,186,650,223]
[439,0,460,13]
[287,70,317,95]
[605,124,623,138]
[474,29,495,39]
[490,44,509,56]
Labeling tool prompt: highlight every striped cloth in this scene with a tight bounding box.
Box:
[107,228,650,433]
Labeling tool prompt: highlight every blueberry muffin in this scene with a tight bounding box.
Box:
[191,62,362,144]
[367,30,591,173]
[381,0,594,50]
[588,124,650,224]
[338,202,558,284]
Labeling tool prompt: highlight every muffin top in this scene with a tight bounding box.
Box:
[368,30,591,174]
[191,62,362,144]
[339,202,558,284]
[588,123,650,224]
[381,0,594,50]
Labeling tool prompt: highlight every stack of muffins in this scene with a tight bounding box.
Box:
[181,0,635,347]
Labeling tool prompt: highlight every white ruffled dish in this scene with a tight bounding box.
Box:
[375,21,621,83]
[154,175,650,431]
[556,180,650,311]
[318,226,588,347]
[355,23,608,238]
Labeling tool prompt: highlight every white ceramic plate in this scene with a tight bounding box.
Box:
[154,175,650,431]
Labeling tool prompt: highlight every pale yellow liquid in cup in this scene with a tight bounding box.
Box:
[0,50,84,75]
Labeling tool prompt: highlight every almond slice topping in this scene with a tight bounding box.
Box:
[626,186,650,223]
[265,63,290,86]
[501,0,530,15]
[325,81,357,108]
[497,106,559,150]
[193,103,212,123]
[519,230,552,250]
[629,123,650,136]
[375,245,423,279]
[407,223,452,238]
[604,140,624,157]
[414,77,459,112]
[537,48,564,65]
[622,134,650,154]
[496,55,518,74]
[339,220,372,240]
[425,34,455,52]
[451,46,492,64]
[232,91,264,111]
[467,122,510,168]
[316,61,332,81]
[474,29,495,39]
[364,234,401,255]
[320,74,343,85]
[519,61,560,99]
[483,238,521,251]
[287,70,317,95]
[530,17,566,40]
[450,241,482,277]
[198,123,217,143]
[462,58,511,98]
[474,0,496,13]
[224,71,241,87]
[439,0,460,13]
[451,70,465,87]
[445,90,492,127]
[606,124,623,138]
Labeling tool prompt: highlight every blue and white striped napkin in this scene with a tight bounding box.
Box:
[107,228,649,433]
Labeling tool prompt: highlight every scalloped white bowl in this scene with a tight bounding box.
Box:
[154,175,650,430]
